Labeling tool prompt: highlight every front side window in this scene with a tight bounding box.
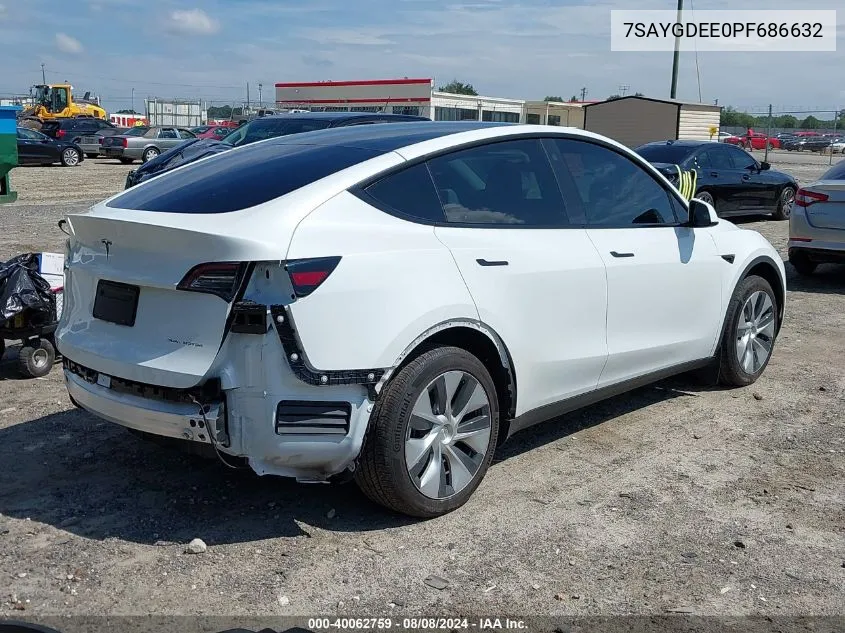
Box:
[426,139,569,226]
[552,139,677,227]
[725,145,758,170]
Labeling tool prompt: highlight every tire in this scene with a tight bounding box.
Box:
[0,337,5,360]
[142,147,160,163]
[772,186,795,220]
[60,148,81,167]
[17,338,56,378]
[789,250,817,276]
[696,190,717,215]
[355,346,500,518]
[718,276,778,387]
[119,157,134,165]
[768,143,775,150]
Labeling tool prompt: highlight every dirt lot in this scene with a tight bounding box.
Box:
[0,152,843,623]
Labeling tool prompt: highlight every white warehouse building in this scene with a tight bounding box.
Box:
[274,78,585,127]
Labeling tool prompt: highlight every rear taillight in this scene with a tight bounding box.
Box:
[286,257,341,298]
[121,138,128,148]
[794,188,829,207]
[177,262,247,301]
[56,129,66,139]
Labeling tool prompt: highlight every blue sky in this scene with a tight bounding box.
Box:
[0,0,842,116]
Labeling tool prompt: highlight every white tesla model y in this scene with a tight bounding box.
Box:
[56,122,786,517]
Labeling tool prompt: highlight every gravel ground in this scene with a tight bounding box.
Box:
[0,152,843,624]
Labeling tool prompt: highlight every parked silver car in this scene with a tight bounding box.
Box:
[101,126,196,164]
[788,159,845,274]
[77,127,131,159]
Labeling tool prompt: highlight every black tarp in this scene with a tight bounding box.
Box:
[0,253,56,322]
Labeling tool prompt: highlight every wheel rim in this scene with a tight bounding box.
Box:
[698,192,714,205]
[781,188,794,218]
[735,291,775,374]
[145,149,158,161]
[63,149,79,166]
[31,348,49,368]
[405,370,492,500]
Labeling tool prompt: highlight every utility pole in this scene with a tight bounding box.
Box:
[131,87,135,113]
[258,83,263,108]
[41,63,46,84]
[580,86,587,102]
[246,82,250,112]
[619,84,630,96]
[670,0,683,99]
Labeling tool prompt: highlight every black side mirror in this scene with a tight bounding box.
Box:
[760,161,770,171]
[688,198,716,227]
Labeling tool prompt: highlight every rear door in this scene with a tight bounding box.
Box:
[549,137,723,387]
[157,127,181,149]
[429,137,609,414]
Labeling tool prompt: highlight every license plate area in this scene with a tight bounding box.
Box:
[93,280,139,327]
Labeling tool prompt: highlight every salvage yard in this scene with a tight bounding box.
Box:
[0,152,843,618]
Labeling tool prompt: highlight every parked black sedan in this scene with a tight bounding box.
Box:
[124,111,431,188]
[16,127,84,166]
[635,140,797,220]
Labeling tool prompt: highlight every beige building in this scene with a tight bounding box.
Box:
[582,96,721,147]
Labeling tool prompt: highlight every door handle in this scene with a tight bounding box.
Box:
[476,258,509,267]
[710,172,718,177]
[742,174,750,180]
[610,251,635,258]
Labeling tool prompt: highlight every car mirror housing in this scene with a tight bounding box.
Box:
[760,161,771,171]
[688,198,718,227]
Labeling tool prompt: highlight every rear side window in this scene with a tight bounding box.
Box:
[107,141,384,213]
[821,160,845,180]
[362,163,445,223]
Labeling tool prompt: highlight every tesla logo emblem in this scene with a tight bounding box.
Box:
[101,239,112,259]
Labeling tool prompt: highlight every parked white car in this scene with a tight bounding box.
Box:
[56,123,786,517]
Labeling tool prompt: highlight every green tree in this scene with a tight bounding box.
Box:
[569,95,579,102]
[800,115,820,129]
[544,96,564,102]
[115,109,139,114]
[607,94,622,101]
[438,80,478,96]
[633,92,644,97]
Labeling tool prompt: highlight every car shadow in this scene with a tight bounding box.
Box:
[784,262,844,295]
[0,373,707,543]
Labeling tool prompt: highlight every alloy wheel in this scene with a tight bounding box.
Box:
[780,188,795,218]
[405,370,492,500]
[63,149,79,166]
[31,348,49,369]
[735,290,775,374]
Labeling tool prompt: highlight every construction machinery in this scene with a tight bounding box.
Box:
[18,84,107,130]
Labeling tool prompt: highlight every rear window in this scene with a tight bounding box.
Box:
[223,118,333,147]
[821,161,845,181]
[107,140,383,213]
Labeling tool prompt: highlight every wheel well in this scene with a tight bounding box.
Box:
[390,326,516,440]
[746,261,785,332]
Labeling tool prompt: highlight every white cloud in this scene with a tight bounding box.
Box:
[297,27,395,46]
[0,3,7,17]
[166,8,220,35]
[55,33,84,54]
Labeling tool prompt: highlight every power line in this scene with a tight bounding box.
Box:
[43,69,243,90]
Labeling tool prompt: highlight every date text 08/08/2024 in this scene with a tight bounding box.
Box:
[306,617,528,630]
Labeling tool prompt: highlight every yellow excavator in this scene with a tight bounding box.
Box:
[18,84,107,129]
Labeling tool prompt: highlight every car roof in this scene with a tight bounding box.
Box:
[262,111,426,121]
[638,140,710,149]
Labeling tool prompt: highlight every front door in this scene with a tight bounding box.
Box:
[548,137,724,388]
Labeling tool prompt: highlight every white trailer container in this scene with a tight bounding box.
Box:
[144,98,204,127]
